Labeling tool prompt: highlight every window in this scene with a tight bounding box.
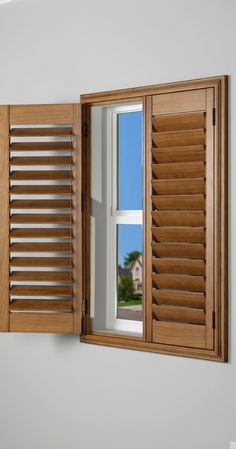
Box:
[82,76,228,361]
[90,102,143,334]
[0,76,228,361]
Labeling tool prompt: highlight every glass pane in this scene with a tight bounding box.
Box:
[117,111,142,210]
[117,224,142,321]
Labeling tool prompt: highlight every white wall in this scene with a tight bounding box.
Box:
[0,0,235,448]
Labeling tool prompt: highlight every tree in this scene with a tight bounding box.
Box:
[124,251,141,267]
[118,276,134,303]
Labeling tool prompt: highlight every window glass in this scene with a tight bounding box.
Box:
[117,224,142,321]
[117,111,142,210]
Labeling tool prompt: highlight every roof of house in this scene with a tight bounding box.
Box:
[117,267,131,279]
[118,255,142,278]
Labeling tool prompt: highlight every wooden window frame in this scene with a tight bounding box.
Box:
[80,75,228,362]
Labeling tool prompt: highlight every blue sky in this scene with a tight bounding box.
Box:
[117,111,142,266]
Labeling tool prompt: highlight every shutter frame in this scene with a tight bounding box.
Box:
[145,79,227,358]
[0,103,82,334]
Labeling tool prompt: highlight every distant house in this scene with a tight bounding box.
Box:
[117,255,142,295]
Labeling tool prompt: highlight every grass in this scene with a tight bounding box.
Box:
[118,297,142,307]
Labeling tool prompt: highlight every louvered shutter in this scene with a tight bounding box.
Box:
[147,88,215,349]
[0,104,82,333]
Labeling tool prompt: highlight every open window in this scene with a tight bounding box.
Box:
[0,76,228,361]
[89,101,143,334]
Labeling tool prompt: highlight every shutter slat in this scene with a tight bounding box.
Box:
[152,227,205,243]
[10,200,71,209]
[152,112,205,132]
[152,289,205,309]
[10,257,71,267]
[10,185,72,195]
[10,271,71,282]
[10,228,71,238]
[10,214,71,224]
[10,243,71,252]
[152,146,205,163]
[152,129,205,147]
[10,157,72,166]
[152,243,205,259]
[152,195,205,211]
[152,258,205,275]
[10,171,72,180]
[152,211,205,227]
[10,299,71,312]
[10,142,72,151]
[10,286,71,296]
[152,273,205,292]
[152,304,205,325]
[152,179,204,195]
[152,162,205,179]
[10,127,73,137]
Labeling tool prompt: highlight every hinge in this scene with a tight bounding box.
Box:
[82,298,87,317]
[212,108,216,126]
[82,122,88,138]
[212,311,216,329]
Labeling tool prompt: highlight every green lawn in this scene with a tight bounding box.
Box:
[118,298,142,308]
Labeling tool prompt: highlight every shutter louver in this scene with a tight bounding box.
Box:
[0,104,82,333]
[149,89,214,349]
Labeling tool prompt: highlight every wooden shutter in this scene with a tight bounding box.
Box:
[146,86,225,352]
[0,104,82,333]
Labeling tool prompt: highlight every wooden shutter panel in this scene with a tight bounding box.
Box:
[0,104,82,333]
[147,88,217,350]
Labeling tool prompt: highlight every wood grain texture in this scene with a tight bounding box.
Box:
[152,226,205,243]
[10,157,72,166]
[152,162,205,179]
[152,129,205,148]
[72,103,83,334]
[152,112,205,132]
[152,194,205,211]
[152,258,205,275]
[152,179,205,195]
[10,313,74,333]
[145,96,153,342]
[10,104,74,125]
[152,304,205,325]
[10,142,72,151]
[152,242,205,259]
[152,320,206,348]
[0,106,9,331]
[152,289,205,309]
[10,299,71,312]
[152,89,206,115]
[9,271,71,282]
[10,214,71,224]
[152,145,205,163]
[80,75,225,104]
[10,199,71,209]
[152,273,205,292]
[10,285,71,296]
[10,242,71,252]
[10,257,72,267]
[9,228,71,238]
[10,170,72,181]
[10,185,72,195]
[152,211,205,227]
[10,127,73,136]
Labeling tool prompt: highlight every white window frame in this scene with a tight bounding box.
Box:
[106,102,143,334]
